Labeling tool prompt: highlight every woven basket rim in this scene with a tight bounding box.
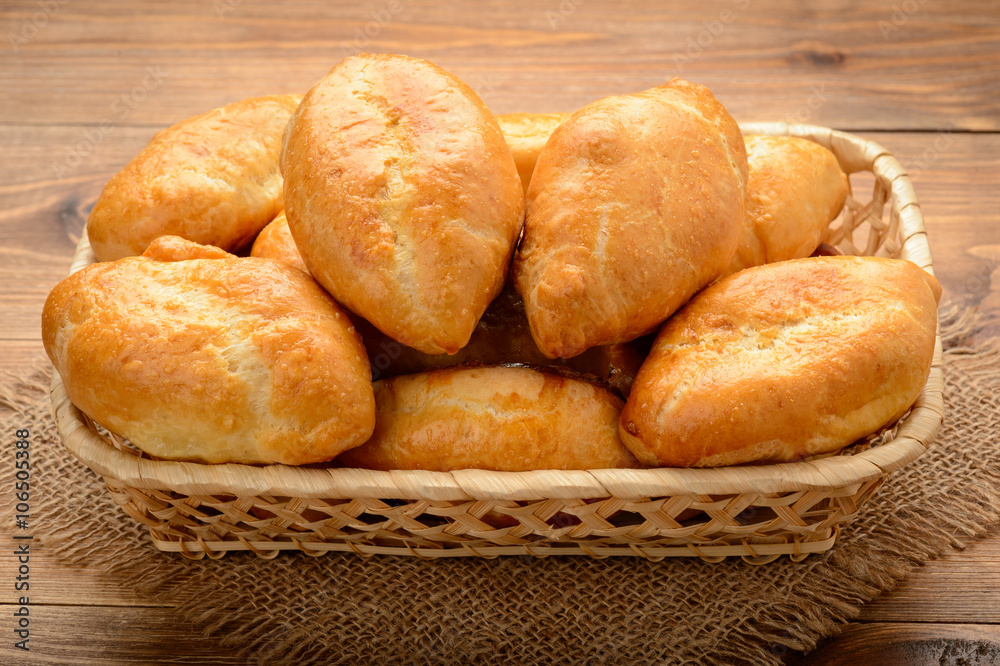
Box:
[52,123,945,501]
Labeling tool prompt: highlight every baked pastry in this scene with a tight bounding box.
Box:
[514,78,748,358]
[496,112,571,194]
[137,233,234,261]
[356,283,644,394]
[338,366,639,471]
[281,53,524,355]
[250,211,309,274]
[42,236,375,465]
[619,256,942,467]
[247,218,644,394]
[87,95,302,262]
[722,135,849,277]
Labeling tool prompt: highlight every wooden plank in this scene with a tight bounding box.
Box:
[0,610,998,666]
[860,532,1000,624]
[785,623,1000,666]
[0,604,247,664]
[852,131,1000,333]
[0,125,156,340]
[0,532,177,609]
[0,0,997,130]
[0,341,49,376]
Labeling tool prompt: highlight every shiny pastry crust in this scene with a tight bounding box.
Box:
[356,284,644,395]
[245,219,643,393]
[42,237,375,465]
[281,53,525,355]
[338,366,639,471]
[723,135,849,277]
[250,211,309,274]
[514,78,748,359]
[86,95,302,262]
[496,112,571,194]
[619,256,942,467]
[142,234,234,261]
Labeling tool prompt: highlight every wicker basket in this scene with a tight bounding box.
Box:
[51,122,944,563]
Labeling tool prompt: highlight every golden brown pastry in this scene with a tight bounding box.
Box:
[514,78,748,359]
[619,256,942,467]
[138,234,234,261]
[356,284,644,395]
[42,236,375,465]
[250,211,309,274]
[722,135,849,277]
[281,53,524,355]
[496,112,571,194]
[87,94,302,262]
[246,217,644,393]
[338,366,639,471]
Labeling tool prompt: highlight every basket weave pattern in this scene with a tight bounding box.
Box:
[52,123,944,562]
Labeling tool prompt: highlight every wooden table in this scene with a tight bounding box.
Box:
[1,1,998,663]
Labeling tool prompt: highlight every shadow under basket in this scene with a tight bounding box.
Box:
[51,122,945,563]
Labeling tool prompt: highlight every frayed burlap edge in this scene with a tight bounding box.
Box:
[3,302,999,665]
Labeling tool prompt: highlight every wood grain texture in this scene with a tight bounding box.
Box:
[0,125,153,340]
[1,1,999,662]
[0,1,997,129]
[861,529,1000,624]
[0,605,246,664]
[785,623,1000,666]
[0,535,170,608]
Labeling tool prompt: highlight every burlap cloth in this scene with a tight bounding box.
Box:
[3,304,999,665]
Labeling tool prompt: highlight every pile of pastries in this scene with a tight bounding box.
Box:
[43,53,941,471]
